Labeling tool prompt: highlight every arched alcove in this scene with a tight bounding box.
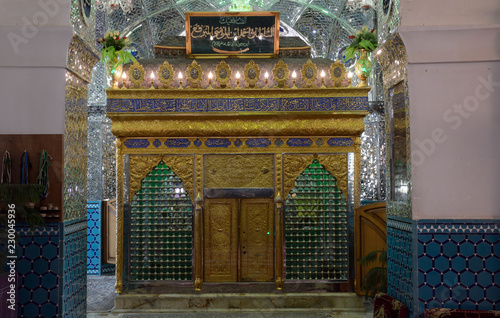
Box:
[129,161,193,281]
[284,159,348,281]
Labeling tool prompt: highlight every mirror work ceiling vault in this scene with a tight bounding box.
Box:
[103,0,379,60]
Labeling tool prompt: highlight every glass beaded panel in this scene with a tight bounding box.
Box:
[284,159,348,281]
[130,162,193,281]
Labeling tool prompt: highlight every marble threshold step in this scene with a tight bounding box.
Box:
[113,293,368,315]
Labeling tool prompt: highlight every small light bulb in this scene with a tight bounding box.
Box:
[320,70,326,78]
[292,70,297,78]
[265,71,269,79]
[258,35,263,40]
[150,71,155,79]
[208,71,213,79]
[122,72,127,79]
[178,72,183,79]
[348,72,353,78]
[234,36,238,41]
[210,36,214,41]
[236,71,241,79]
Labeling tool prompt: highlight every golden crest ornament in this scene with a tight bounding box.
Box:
[128,62,146,88]
[215,61,232,88]
[186,60,203,88]
[272,59,290,88]
[243,60,261,88]
[329,60,346,87]
[158,61,174,89]
[301,59,318,88]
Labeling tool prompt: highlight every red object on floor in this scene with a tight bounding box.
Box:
[373,293,409,318]
[426,308,500,317]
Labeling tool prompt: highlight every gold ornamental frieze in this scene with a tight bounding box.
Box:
[129,154,195,201]
[283,154,348,200]
[204,154,274,188]
[109,114,365,138]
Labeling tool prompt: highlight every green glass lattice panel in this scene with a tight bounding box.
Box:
[284,159,348,280]
[130,162,193,281]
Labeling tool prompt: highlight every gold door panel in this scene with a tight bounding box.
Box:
[240,198,274,282]
[203,197,274,282]
[203,199,239,282]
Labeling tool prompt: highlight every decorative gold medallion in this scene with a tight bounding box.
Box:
[329,60,346,87]
[272,59,290,88]
[243,60,261,88]
[215,61,232,88]
[128,62,145,88]
[186,60,203,88]
[158,61,174,89]
[301,59,318,87]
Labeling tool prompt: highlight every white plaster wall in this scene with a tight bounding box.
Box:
[408,61,500,219]
[0,0,70,27]
[400,0,500,27]
[0,0,73,134]
[399,1,500,220]
[0,67,67,134]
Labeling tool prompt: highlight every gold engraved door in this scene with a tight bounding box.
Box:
[204,198,274,282]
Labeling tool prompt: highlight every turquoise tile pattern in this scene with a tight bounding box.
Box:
[87,201,101,275]
[417,220,500,316]
[387,216,414,315]
[16,225,60,318]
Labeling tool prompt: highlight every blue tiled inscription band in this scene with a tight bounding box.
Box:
[387,216,414,315]
[417,220,500,316]
[107,96,368,113]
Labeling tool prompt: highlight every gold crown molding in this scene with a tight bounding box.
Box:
[129,155,195,202]
[105,87,371,99]
[283,154,348,201]
[108,114,366,138]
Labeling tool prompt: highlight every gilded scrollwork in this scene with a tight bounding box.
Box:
[283,154,315,198]
[129,155,195,201]
[283,154,348,201]
[204,154,274,188]
[110,116,366,138]
[317,154,348,201]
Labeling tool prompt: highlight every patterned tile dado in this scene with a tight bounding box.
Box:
[417,220,500,315]
[16,224,60,318]
[63,218,87,318]
[87,201,101,275]
[387,216,414,315]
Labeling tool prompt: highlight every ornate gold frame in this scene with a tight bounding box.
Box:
[186,60,203,88]
[272,59,290,88]
[158,61,174,89]
[329,60,346,87]
[215,61,232,88]
[243,60,261,88]
[301,59,318,87]
[127,62,145,88]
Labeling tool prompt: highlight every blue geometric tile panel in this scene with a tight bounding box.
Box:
[16,225,60,318]
[417,220,500,316]
[63,218,87,318]
[387,216,414,315]
[87,201,101,275]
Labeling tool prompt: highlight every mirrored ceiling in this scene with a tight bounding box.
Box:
[102,0,378,60]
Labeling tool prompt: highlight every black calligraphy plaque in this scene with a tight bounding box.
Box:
[186,12,280,57]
